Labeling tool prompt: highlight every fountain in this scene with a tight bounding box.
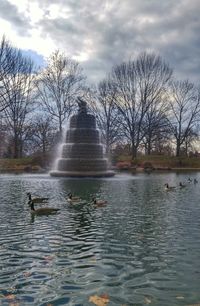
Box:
[50,97,115,177]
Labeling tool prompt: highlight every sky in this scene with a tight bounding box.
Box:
[0,0,199,84]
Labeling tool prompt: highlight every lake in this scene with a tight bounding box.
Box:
[0,172,200,306]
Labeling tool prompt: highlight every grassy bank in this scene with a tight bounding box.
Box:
[116,155,200,170]
[1,155,200,173]
[0,158,44,173]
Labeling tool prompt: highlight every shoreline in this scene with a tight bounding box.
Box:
[115,167,200,174]
[1,167,200,175]
[135,167,200,172]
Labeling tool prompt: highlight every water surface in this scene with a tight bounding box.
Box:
[0,172,200,305]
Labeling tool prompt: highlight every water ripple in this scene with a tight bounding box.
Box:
[1,173,200,305]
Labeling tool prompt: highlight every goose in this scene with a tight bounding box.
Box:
[92,198,107,206]
[179,182,186,188]
[67,193,82,204]
[67,196,86,206]
[164,183,176,191]
[29,201,60,215]
[27,192,49,203]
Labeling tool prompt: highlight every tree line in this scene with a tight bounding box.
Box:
[0,36,200,162]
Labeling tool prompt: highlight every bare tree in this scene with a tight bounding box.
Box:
[30,114,57,156]
[167,80,200,156]
[35,50,85,134]
[183,127,199,156]
[89,80,122,155]
[0,36,23,112]
[152,129,173,155]
[2,53,35,158]
[143,99,171,155]
[0,112,9,157]
[111,52,172,158]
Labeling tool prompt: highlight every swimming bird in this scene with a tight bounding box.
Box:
[67,193,81,202]
[27,192,49,203]
[179,182,186,188]
[164,183,176,191]
[92,198,107,206]
[194,178,198,184]
[29,201,60,215]
[67,195,86,207]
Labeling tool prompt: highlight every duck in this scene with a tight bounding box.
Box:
[179,182,186,188]
[29,201,60,215]
[92,197,107,207]
[27,192,49,203]
[164,183,176,191]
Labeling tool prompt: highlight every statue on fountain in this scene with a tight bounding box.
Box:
[77,97,87,114]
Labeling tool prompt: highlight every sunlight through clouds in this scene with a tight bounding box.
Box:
[46,4,72,19]
[7,0,28,12]
[73,51,89,62]
[27,2,44,23]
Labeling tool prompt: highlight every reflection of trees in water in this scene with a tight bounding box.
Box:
[58,179,105,239]
[1,178,27,225]
[129,180,171,267]
[57,177,172,271]
[99,178,173,272]
[135,179,167,232]
[61,207,100,258]
[72,210,93,236]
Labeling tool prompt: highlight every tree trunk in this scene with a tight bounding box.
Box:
[13,135,19,158]
[105,137,110,157]
[147,140,151,155]
[59,117,62,134]
[176,139,180,157]
[19,142,23,158]
[185,142,188,156]
[131,145,137,158]
[42,139,46,154]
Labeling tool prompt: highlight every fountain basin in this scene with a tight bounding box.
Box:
[50,169,115,177]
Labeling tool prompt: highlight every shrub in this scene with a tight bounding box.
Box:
[141,161,154,169]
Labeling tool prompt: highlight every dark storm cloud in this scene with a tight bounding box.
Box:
[0,0,31,35]
[3,0,200,83]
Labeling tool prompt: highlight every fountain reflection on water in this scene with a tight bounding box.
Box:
[50,97,114,177]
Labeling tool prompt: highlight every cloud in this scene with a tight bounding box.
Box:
[0,0,31,36]
[1,0,200,84]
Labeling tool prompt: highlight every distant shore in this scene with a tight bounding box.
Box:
[115,155,200,172]
[0,158,48,174]
[1,156,200,174]
[113,167,200,174]
[133,167,200,172]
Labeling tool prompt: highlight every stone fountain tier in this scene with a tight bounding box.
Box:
[57,158,107,171]
[61,143,103,158]
[66,128,100,143]
[70,113,96,129]
[50,98,115,177]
